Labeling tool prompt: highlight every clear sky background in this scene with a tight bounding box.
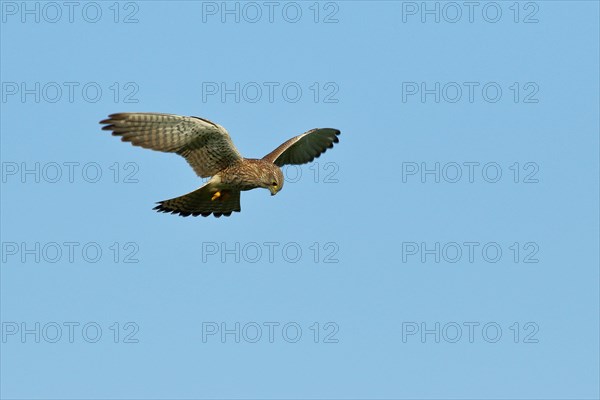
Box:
[1,1,599,399]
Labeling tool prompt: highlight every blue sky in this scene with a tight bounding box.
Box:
[1,1,599,399]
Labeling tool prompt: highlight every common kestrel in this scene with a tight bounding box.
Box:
[100,113,340,217]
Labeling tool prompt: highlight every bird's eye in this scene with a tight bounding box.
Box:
[272,182,278,187]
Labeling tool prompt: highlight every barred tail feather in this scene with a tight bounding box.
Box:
[153,183,241,218]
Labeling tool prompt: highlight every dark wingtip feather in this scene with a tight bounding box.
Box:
[100,113,130,124]
[108,113,129,120]
[321,128,341,136]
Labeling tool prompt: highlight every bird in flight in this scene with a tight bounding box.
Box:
[100,113,340,217]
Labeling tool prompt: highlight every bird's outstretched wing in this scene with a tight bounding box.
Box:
[100,113,242,177]
[262,128,340,167]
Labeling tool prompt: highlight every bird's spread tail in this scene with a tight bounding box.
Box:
[153,183,241,217]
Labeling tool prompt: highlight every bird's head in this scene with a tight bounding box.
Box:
[263,165,284,196]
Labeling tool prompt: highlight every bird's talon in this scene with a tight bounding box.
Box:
[211,191,221,201]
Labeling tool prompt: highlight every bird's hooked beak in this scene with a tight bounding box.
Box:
[269,186,278,196]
